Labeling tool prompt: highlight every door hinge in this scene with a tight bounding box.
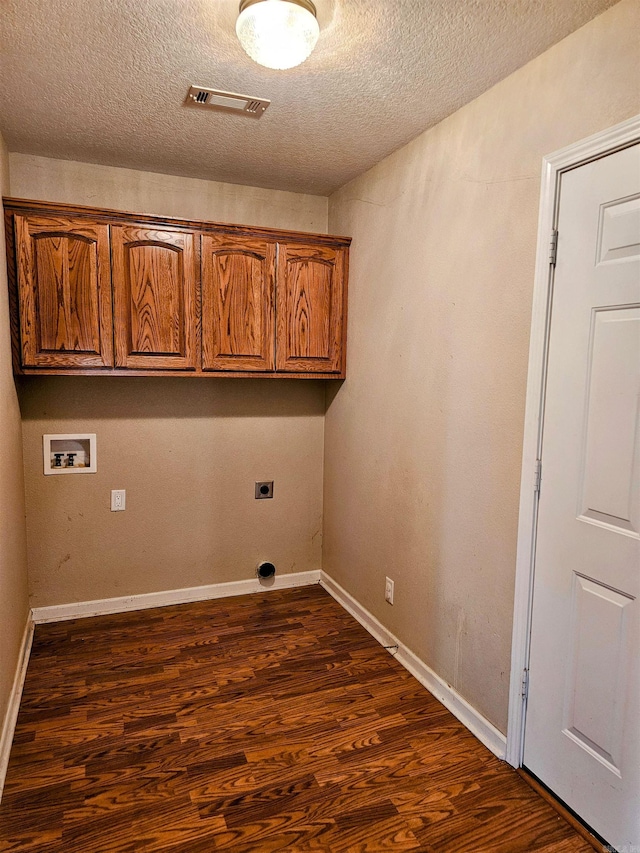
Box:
[534,458,542,494]
[549,229,558,266]
[521,668,529,700]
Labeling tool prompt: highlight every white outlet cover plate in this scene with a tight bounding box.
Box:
[385,577,394,604]
[111,490,126,512]
[43,434,97,475]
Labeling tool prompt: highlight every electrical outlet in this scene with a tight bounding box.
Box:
[385,576,394,604]
[111,489,126,512]
[255,481,274,499]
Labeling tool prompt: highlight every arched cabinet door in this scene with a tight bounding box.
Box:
[111,225,197,370]
[201,234,275,371]
[15,214,113,368]
[276,243,347,373]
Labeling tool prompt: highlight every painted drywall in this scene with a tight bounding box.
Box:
[324,0,640,734]
[0,132,29,732]
[11,162,328,607]
[19,378,325,607]
[8,155,328,233]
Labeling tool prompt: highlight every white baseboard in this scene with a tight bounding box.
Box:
[320,572,507,760]
[31,570,322,624]
[0,614,34,802]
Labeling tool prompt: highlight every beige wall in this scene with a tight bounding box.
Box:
[9,155,328,233]
[324,0,640,734]
[19,378,325,607]
[0,133,29,732]
[11,161,328,608]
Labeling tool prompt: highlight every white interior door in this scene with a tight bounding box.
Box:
[524,142,640,849]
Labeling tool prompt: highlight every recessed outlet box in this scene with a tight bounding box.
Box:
[255,481,274,499]
[43,434,97,475]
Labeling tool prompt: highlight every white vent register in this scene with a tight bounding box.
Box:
[186,86,270,117]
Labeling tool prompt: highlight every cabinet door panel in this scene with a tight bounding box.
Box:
[276,243,346,373]
[15,214,113,368]
[112,226,196,370]
[201,235,275,371]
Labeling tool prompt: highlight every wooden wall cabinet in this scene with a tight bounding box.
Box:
[111,225,197,370]
[13,213,113,368]
[276,243,346,373]
[201,234,275,372]
[4,199,350,378]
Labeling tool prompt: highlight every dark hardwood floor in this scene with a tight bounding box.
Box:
[0,585,596,852]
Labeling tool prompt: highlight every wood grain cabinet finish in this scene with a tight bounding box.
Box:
[111,225,197,370]
[201,234,275,371]
[14,213,113,368]
[4,199,350,378]
[276,242,346,373]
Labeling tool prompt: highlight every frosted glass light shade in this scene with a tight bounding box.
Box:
[236,0,320,70]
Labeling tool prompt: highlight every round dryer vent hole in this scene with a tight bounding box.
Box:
[257,561,276,580]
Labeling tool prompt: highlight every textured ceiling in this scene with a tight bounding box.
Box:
[0,0,620,195]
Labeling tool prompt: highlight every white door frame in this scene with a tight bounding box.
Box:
[506,114,640,769]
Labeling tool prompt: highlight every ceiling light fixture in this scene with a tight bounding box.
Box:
[236,0,320,71]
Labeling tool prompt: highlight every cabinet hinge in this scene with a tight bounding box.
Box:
[549,229,558,266]
[534,458,542,495]
[521,668,529,700]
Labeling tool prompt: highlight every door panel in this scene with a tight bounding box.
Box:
[597,195,640,263]
[15,214,113,368]
[579,307,640,535]
[111,225,196,370]
[276,243,345,373]
[524,143,640,849]
[562,574,633,774]
[201,235,275,371]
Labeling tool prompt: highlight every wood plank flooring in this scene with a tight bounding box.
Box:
[0,585,596,852]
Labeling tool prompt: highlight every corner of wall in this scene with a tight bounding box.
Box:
[0,130,31,756]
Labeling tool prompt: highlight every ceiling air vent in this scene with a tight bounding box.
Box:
[186,86,270,117]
